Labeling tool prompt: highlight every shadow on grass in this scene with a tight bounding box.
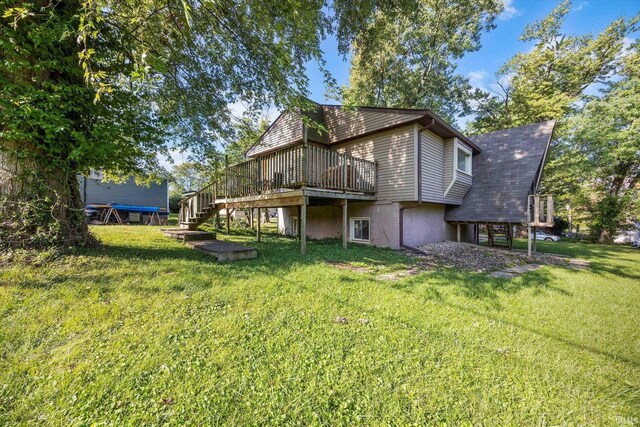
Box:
[394,269,570,302]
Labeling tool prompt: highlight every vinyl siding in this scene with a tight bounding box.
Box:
[79,176,168,210]
[324,108,423,144]
[421,133,471,205]
[336,125,416,201]
[247,111,303,157]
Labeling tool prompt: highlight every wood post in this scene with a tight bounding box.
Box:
[528,225,532,258]
[226,207,230,234]
[256,207,261,242]
[533,226,537,253]
[300,198,307,255]
[342,200,348,250]
[456,224,461,242]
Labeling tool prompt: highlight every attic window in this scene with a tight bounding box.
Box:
[457,148,471,174]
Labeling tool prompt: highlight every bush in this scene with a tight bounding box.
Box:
[169,193,183,213]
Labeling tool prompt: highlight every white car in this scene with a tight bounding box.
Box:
[531,230,560,242]
[631,240,640,248]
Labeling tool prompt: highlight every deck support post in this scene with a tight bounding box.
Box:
[300,197,307,255]
[342,199,348,250]
[256,208,261,242]
[527,225,532,258]
[226,207,230,234]
[533,226,537,253]
[249,208,254,230]
[456,224,461,242]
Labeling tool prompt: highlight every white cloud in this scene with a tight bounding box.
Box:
[468,70,489,90]
[499,0,521,21]
[574,1,588,12]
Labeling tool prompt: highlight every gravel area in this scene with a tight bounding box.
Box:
[413,241,570,272]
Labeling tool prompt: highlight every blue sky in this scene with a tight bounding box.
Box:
[304,0,639,120]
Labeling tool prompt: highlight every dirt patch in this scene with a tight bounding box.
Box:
[411,242,570,273]
[325,261,372,274]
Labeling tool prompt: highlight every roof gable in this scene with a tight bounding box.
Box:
[445,120,556,224]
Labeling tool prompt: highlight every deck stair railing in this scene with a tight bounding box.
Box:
[178,182,217,229]
[178,143,377,229]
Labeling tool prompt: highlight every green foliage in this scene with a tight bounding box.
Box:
[546,42,640,241]
[551,216,569,236]
[342,0,503,122]
[467,0,639,134]
[168,193,183,213]
[1,0,429,247]
[1,226,639,424]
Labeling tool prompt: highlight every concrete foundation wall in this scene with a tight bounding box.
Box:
[278,202,401,248]
[401,203,456,247]
[277,201,477,250]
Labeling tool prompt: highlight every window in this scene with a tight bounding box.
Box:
[291,217,299,236]
[350,217,370,242]
[457,148,471,174]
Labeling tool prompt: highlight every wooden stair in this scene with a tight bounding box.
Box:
[178,182,219,230]
[486,224,513,249]
[161,228,257,262]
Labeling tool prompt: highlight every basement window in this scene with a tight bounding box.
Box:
[350,217,370,243]
[457,147,471,174]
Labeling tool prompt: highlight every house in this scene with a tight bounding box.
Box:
[178,102,555,254]
[79,174,169,211]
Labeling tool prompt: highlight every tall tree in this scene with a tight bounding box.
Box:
[467,0,639,134]
[547,42,640,242]
[0,0,415,249]
[342,0,503,122]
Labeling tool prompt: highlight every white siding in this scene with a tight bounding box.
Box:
[421,133,472,205]
[336,125,416,202]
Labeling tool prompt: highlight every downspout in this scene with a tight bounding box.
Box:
[399,117,435,251]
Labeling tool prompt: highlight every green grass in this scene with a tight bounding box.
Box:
[1,226,639,426]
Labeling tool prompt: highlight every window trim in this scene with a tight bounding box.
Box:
[349,217,371,243]
[454,141,473,176]
[291,216,299,236]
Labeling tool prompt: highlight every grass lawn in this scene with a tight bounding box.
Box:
[1,226,639,425]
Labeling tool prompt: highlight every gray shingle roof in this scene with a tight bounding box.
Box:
[444,120,556,224]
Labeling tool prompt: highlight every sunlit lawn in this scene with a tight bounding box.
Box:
[1,225,638,425]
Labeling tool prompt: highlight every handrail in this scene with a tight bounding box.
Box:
[178,143,376,225]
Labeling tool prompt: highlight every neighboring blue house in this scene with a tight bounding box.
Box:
[78,175,169,210]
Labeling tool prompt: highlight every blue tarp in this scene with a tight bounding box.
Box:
[110,204,160,213]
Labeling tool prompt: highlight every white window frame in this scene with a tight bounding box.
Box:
[291,216,299,236]
[350,217,371,243]
[455,142,472,176]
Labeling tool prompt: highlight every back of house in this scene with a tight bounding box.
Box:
[240,102,555,249]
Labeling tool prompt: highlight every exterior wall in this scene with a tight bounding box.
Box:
[277,202,479,249]
[324,108,423,144]
[421,133,472,205]
[79,176,168,210]
[278,201,401,248]
[401,203,456,247]
[247,111,303,157]
[336,125,416,202]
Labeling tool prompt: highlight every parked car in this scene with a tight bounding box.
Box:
[530,230,560,242]
[631,240,640,248]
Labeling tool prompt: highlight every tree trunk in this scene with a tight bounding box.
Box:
[0,143,93,249]
[598,230,612,244]
[262,208,270,224]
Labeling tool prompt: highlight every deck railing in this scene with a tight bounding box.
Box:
[223,143,376,198]
[178,182,217,224]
